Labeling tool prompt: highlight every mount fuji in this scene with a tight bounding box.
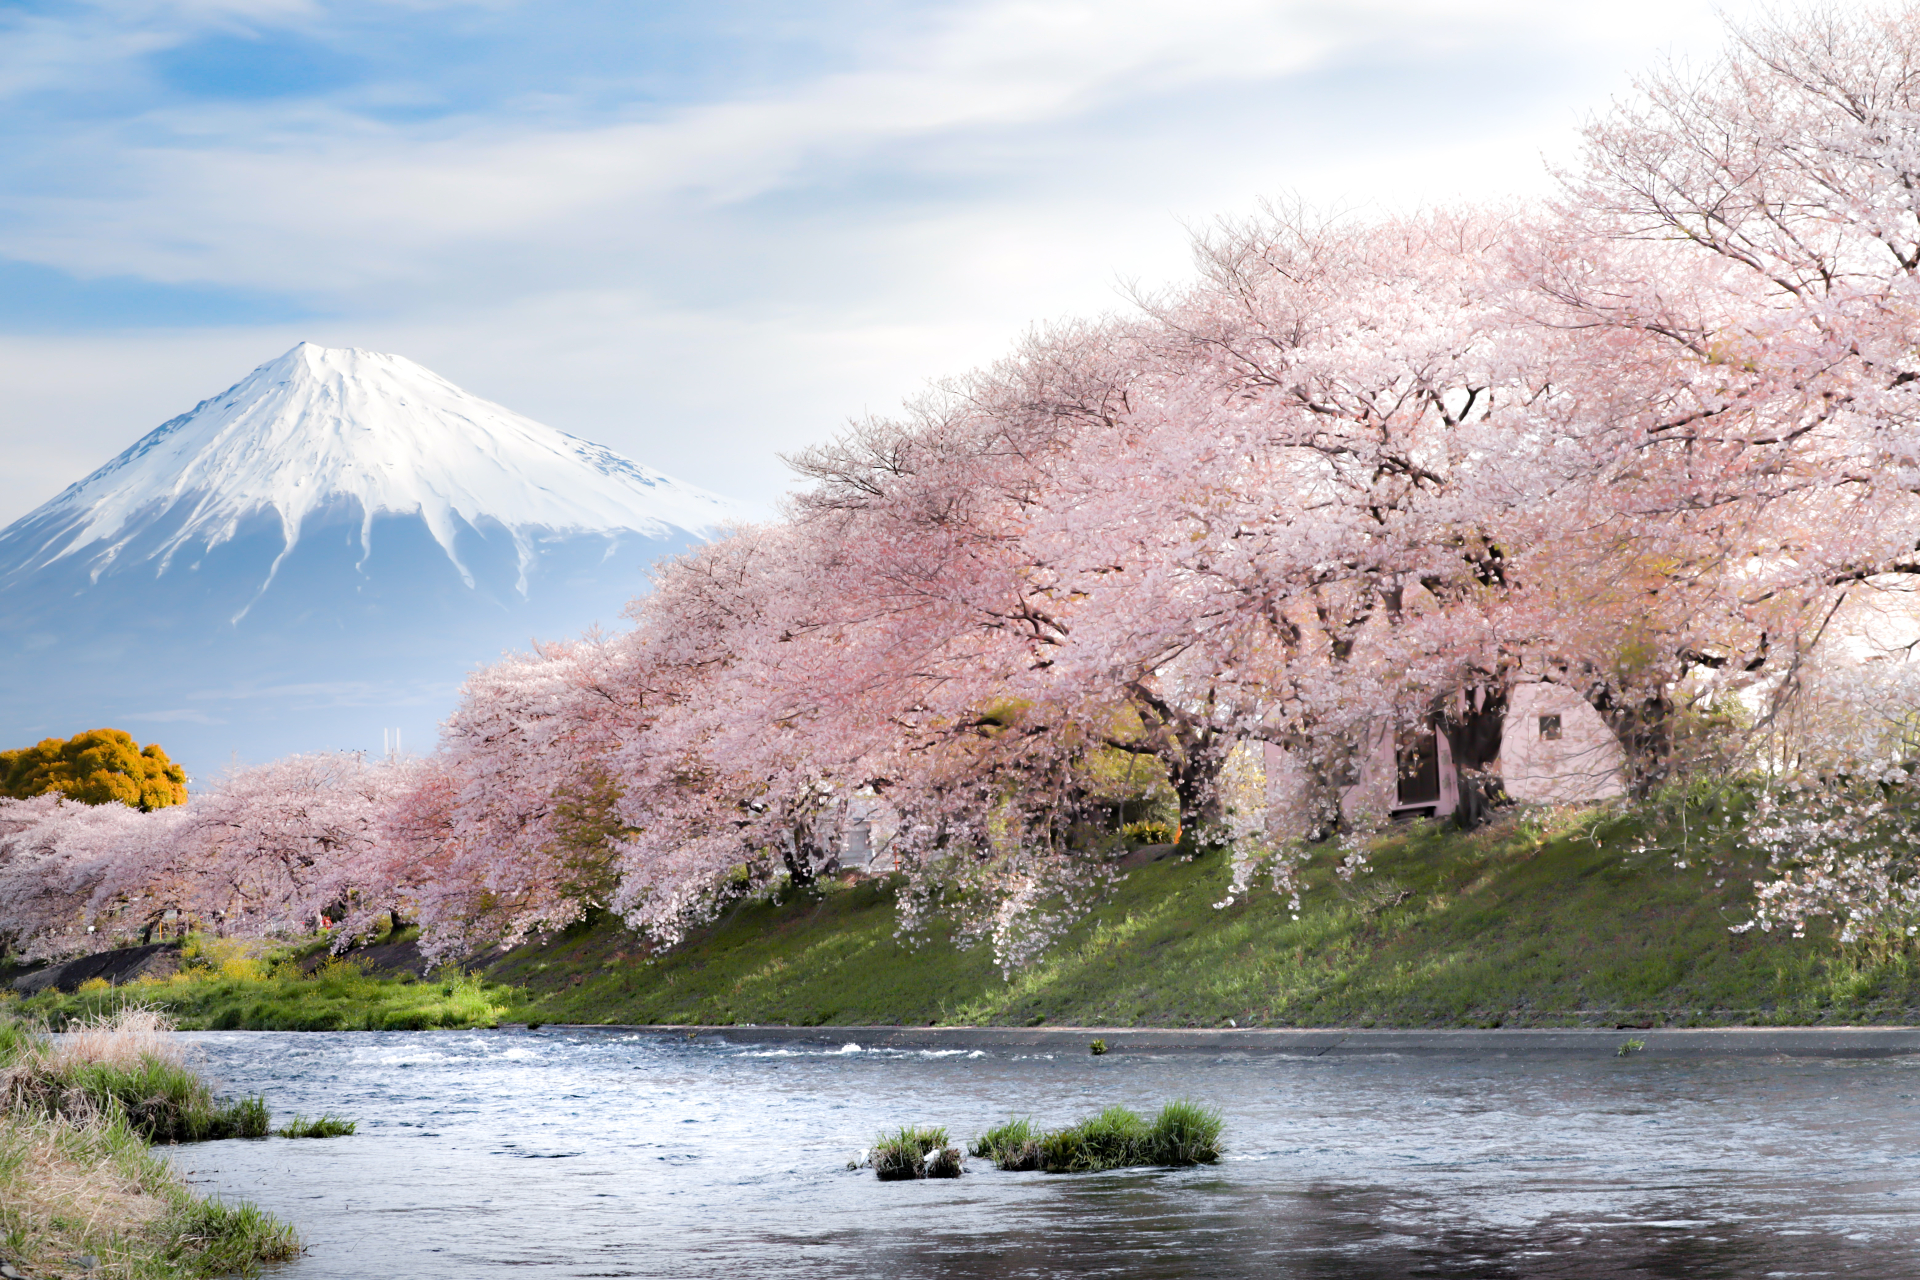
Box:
[0,343,747,779]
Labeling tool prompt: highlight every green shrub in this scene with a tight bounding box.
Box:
[277,1113,356,1138]
[1121,819,1179,847]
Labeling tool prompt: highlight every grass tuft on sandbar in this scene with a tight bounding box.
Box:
[976,1100,1223,1173]
[276,1113,356,1138]
[865,1125,962,1180]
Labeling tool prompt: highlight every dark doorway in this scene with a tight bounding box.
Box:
[1397,732,1440,808]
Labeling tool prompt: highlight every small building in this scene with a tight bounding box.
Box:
[1263,681,1626,833]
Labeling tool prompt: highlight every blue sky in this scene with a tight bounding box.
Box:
[0,0,1781,522]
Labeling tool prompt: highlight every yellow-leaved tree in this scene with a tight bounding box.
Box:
[0,728,188,810]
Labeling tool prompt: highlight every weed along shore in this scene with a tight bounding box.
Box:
[10,934,526,1032]
[0,1009,350,1279]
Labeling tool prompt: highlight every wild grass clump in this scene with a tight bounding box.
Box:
[861,1125,962,1180]
[159,1194,301,1274]
[1039,1105,1150,1172]
[974,1100,1223,1173]
[1146,1098,1225,1166]
[277,1113,356,1138]
[2,1009,270,1143]
[969,1116,1041,1171]
[0,1010,300,1277]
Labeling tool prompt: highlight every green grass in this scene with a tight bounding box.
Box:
[19,951,527,1032]
[974,1101,1222,1173]
[0,1104,300,1278]
[275,1114,355,1139]
[863,1125,960,1180]
[495,803,1920,1028]
[0,1012,300,1277]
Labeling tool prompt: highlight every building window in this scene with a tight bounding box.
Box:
[1538,714,1562,741]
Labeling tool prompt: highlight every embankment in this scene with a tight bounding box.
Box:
[16,805,1920,1031]
[496,808,1920,1029]
[0,1010,301,1279]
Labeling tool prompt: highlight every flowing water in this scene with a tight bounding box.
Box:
[166,1029,1920,1278]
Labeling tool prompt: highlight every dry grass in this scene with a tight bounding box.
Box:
[49,1008,186,1074]
[4,1007,268,1144]
[0,1009,299,1277]
[0,1108,173,1278]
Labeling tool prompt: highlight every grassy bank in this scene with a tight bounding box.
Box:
[16,937,526,1032]
[13,799,1918,1031]
[0,1011,300,1278]
[497,803,1920,1028]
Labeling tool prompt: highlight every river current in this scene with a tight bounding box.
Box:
[166,1029,1920,1278]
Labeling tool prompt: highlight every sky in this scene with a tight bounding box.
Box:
[0,0,1785,525]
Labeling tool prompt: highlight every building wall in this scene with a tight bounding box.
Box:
[1265,682,1628,831]
[1500,682,1625,804]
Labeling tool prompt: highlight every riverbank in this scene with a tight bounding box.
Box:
[561,1023,1920,1057]
[14,802,1920,1031]
[0,1011,300,1279]
[496,803,1920,1029]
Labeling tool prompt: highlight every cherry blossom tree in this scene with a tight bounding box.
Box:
[1523,2,1920,783]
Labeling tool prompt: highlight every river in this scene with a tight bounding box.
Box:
[167,1029,1920,1278]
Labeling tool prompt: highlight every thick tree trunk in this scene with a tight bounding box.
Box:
[1591,687,1675,798]
[783,823,824,886]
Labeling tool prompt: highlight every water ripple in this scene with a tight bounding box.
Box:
[164,1030,1920,1278]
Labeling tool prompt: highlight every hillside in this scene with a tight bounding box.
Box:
[17,801,1914,1031]
[499,804,1919,1029]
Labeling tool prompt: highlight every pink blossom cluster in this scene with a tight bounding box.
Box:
[0,753,421,962]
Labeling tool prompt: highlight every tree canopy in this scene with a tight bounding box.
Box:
[6,4,1920,968]
[0,728,188,811]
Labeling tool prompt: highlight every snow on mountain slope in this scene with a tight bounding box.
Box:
[0,343,751,778]
[3,342,741,597]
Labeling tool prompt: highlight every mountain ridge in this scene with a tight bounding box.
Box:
[0,342,741,600]
[0,343,743,778]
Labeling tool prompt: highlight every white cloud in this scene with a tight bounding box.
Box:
[0,0,1799,525]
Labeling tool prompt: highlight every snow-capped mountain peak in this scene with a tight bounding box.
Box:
[0,342,747,779]
[10,342,742,593]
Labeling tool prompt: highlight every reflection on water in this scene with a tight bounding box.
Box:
[165,1030,1920,1278]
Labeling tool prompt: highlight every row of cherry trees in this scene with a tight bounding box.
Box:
[4,5,1918,966]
